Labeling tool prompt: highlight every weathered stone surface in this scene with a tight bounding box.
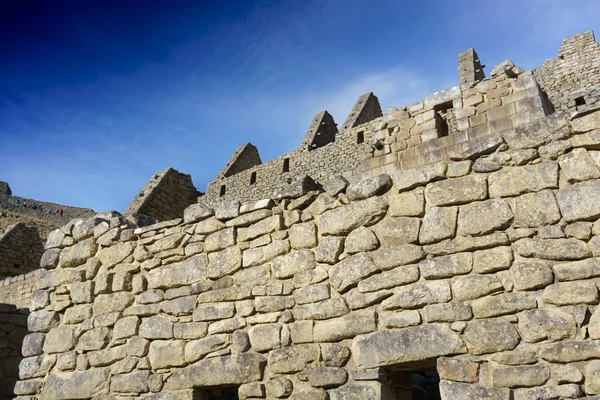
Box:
[292,298,349,320]
[452,274,503,301]
[437,357,478,383]
[59,238,97,268]
[319,196,388,235]
[96,242,134,268]
[149,340,186,369]
[93,292,134,315]
[271,249,316,279]
[77,328,110,351]
[502,112,568,149]
[314,236,344,264]
[345,227,379,254]
[306,367,348,388]
[193,302,235,321]
[424,232,510,256]
[543,281,599,305]
[559,148,600,183]
[488,161,558,198]
[557,180,600,222]
[205,228,235,252]
[28,310,60,333]
[540,340,600,362]
[419,206,457,244]
[40,248,61,269]
[320,343,350,367]
[184,334,230,363]
[323,175,349,196]
[267,345,319,373]
[458,198,513,236]
[313,311,377,342]
[22,333,46,357]
[248,324,281,352]
[293,284,330,305]
[572,110,600,133]
[352,324,466,369]
[346,174,392,201]
[586,360,600,394]
[423,302,472,322]
[183,202,213,223]
[243,240,290,267]
[165,353,265,389]
[371,217,420,247]
[513,190,561,228]
[439,380,510,400]
[515,238,591,260]
[43,326,75,354]
[471,292,537,318]
[512,384,582,400]
[425,175,488,206]
[139,315,174,339]
[146,254,207,289]
[473,246,513,273]
[393,162,447,191]
[419,252,472,279]
[491,365,550,388]
[207,246,242,278]
[382,310,421,328]
[518,309,576,343]
[510,259,554,290]
[389,187,425,217]
[266,376,293,398]
[289,221,318,249]
[370,244,424,271]
[463,320,520,355]
[358,264,419,293]
[382,280,451,310]
[328,381,396,400]
[39,368,110,399]
[329,253,379,293]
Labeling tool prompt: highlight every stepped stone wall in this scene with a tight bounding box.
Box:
[124,167,201,222]
[0,223,44,277]
[16,108,600,399]
[0,270,44,309]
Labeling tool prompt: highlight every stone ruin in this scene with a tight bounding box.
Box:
[3,30,600,399]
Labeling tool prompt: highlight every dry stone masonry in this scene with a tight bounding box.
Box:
[15,105,600,399]
[0,223,44,277]
[3,30,600,399]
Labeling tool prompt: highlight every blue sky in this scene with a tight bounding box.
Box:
[1,0,599,212]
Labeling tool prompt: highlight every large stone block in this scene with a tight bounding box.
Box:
[513,190,561,227]
[488,161,558,198]
[458,198,513,236]
[39,368,110,399]
[439,380,510,400]
[419,252,472,279]
[319,196,388,235]
[382,280,451,310]
[165,353,265,389]
[351,324,466,369]
[540,340,600,362]
[518,309,576,343]
[419,206,457,244]
[329,253,379,293]
[267,345,319,374]
[371,217,420,247]
[543,281,599,305]
[470,292,537,318]
[313,311,377,342]
[328,381,396,400]
[271,249,316,279]
[207,246,242,279]
[425,175,488,206]
[393,162,447,192]
[515,238,591,260]
[358,264,419,293]
[146,254,207,289]
[59,238,97,268]
[463,319,520,355]
[510,259,554,290]
[557,180,600,222]
[558,148,600,183]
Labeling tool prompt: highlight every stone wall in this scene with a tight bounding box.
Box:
[202,125,368,207]
[15,108,600,399]
[534,31,600,114]
[0,270,43,309]
[124,167,200,222]
[0,304,28,398]
[0,223,44,277]
[202,31,600,208]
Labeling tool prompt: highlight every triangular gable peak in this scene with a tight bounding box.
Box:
[300,110,338,151]
[217,143,262,179]
[340,92,383,131]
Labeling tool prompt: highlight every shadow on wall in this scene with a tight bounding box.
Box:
[0,304,28,398]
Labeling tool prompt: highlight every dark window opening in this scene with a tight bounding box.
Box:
[283,158,290,173]
[357,131,365,144]
[250,172,257,185]
[387,369,441,400]
[204,387,239,399]
[575,96,587,110]
[219,185,226,197]
[434,101,455,138]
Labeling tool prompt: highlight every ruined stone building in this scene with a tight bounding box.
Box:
[3,30,600,399]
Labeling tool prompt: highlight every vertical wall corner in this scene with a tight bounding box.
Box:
[458,48,486,89]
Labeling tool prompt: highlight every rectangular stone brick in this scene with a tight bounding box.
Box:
[487,103,516,121]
